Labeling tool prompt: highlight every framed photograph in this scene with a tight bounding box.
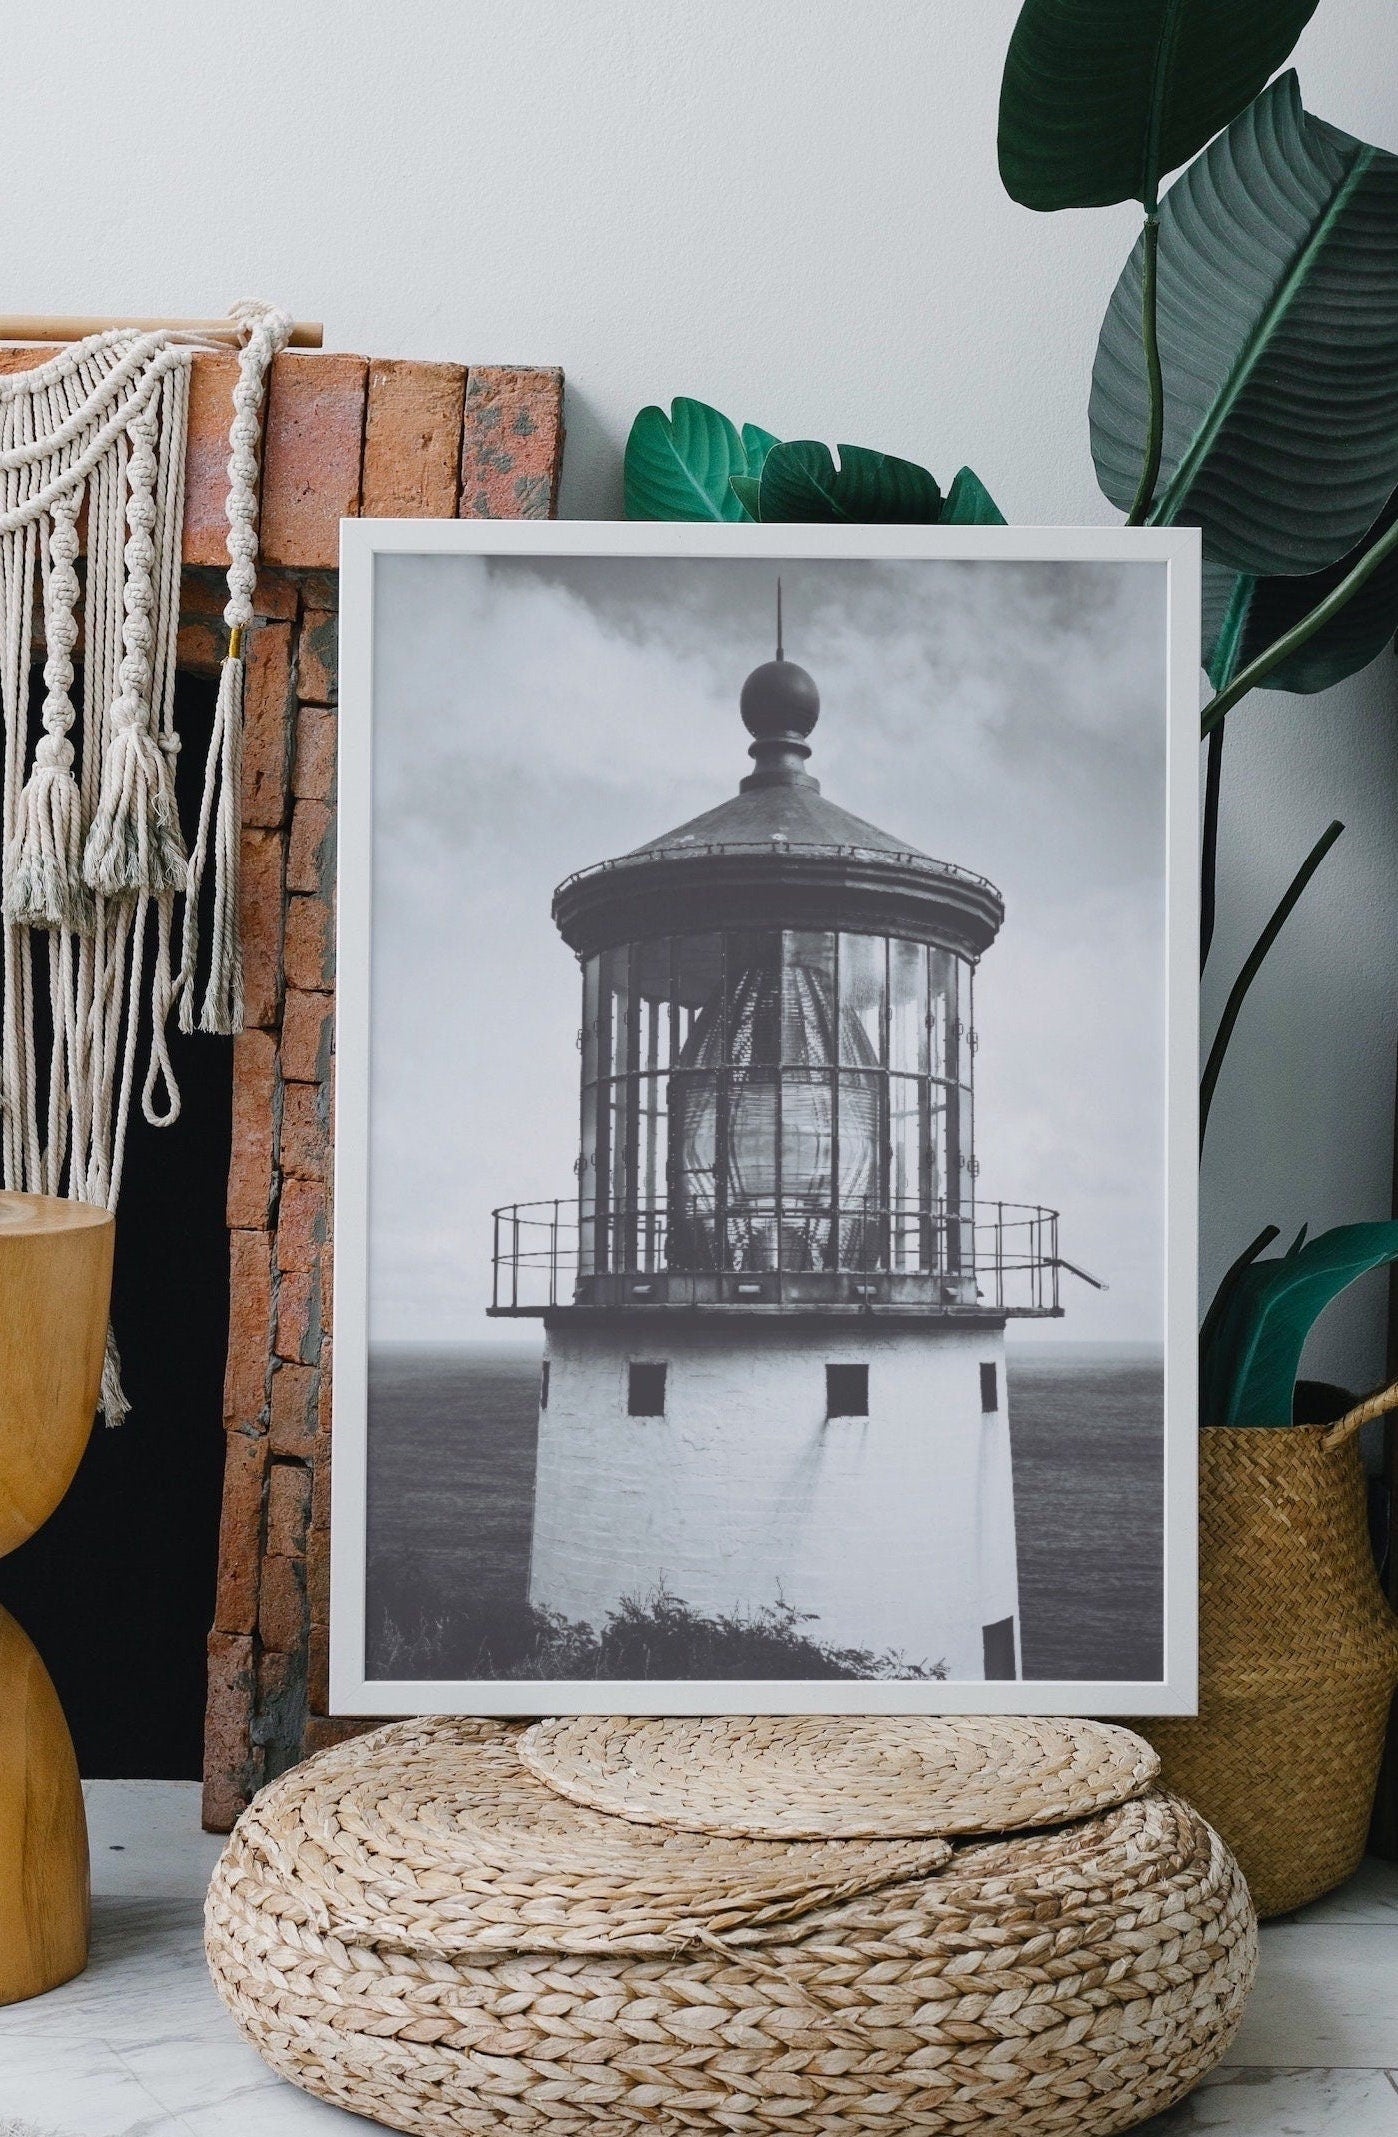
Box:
[331,520,1200,1716]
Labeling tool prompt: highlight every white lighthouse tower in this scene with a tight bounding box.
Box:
[491,605,1066,1680]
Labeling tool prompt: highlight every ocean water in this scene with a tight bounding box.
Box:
[365,1341,1163,1682]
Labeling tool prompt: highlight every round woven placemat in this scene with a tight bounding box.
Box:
[219,1716,950,1955]
[517,1713,1160,1837]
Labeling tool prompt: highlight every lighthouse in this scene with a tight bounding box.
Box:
[490,599,1064,1680]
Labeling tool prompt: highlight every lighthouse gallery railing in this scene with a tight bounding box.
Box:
[489,1197,1063,1317]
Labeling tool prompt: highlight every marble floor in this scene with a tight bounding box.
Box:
[3,1783,1398,2134]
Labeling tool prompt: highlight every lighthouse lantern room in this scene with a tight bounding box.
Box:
[491,598,1066,1682]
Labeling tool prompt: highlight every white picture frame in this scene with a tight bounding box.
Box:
[331,518,1200,1717]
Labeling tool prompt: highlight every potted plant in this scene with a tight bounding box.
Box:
[994,0,1398,1917]
[622,0,1398,1914]
[1150,1225,1398,1914]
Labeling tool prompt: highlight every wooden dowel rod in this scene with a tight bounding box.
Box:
[0,315,323,349]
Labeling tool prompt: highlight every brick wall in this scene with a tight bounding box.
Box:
[192,358,565,1830]
[197,357,564,1829]
[0,345,566,1830]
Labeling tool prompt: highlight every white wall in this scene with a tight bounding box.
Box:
[7,0,1394,1383]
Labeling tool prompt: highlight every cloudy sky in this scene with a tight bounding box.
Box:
[367,551,1168,1349]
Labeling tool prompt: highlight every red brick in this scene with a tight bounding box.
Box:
[282,1080,328,1181]
[182,349,243,569]
[202,1630,261,1831]
[318,1345,334,1432]
[320,1229,334,1337]
[253,1646,305,1737]
[266,1461,312,1559]
[226,1029,278,1230]
[239,828,285,1029]
[297,611,338,707]
[0,347,60,376]
[175,617,224,677]
[178,570,226,619]
[258,1552,307,1655]
[460,366,564,520]
[212,1429,269,1634]
[278,1176,327,1274]
[287,799,334,897]
[304,1717,376,1755]
[269,1363,319,1455]
[307,1499,331,1626]
[281,987,333,1083]
[363,359,466,518]
[224,1229,272,1427]
[310,1433,333,1537]
[260,353,367,571]
[241,624,294,829]
[308,1622,330,1713]
[256,577,298,621]
[292,708,337,802]
[284,890,334,991]
[301,572,338,610]
[274,1266,322,1364]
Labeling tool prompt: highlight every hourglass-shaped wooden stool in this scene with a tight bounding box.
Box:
[0,1192,112,2004]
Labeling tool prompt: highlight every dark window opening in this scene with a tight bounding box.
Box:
[628,1361,667,1416]
[826,1363,869,1418]
[979,1361,998,1413]
[540,1361,551,1410]
[983,1616,1017,1680]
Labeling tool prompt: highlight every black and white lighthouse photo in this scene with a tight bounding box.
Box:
[332,526,1196,1713]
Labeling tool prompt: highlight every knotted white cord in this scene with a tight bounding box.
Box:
[180,301,291,1034]
[0,305,289,1419]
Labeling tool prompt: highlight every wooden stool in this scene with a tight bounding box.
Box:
[0,1192,112,2005]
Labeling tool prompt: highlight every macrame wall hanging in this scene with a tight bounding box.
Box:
[0,301,292,1420]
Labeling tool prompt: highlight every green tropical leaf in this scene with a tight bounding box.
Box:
[999,0,1318,211]
[942,467,1008,526]
[1092,74,1398,575]
[728,425,781,520]
[1199,1224,1280,1378]
[742,423,780,473]
[1202,489,1398,694]
[624,399,751,521]
[757,441,943,523]
[1201,1222,1398,1427]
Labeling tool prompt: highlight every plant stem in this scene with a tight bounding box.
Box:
[1200,819,1344,1150]
[1127,214,1163,526]
[1202,509,1398,736]
[1198,582,1249,976]
[1200,722,1224,971]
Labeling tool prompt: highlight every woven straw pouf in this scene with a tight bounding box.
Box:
[206,1716,1257,2137]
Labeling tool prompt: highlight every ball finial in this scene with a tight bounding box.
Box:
[738,581,821,789]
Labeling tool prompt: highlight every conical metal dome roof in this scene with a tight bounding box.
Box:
[553,604,1003,962]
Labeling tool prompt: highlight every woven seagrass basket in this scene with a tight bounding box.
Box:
[206,1715,1256,2136]
[1144,1424,1398,1919]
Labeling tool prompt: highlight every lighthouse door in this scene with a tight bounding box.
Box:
[982,1616,1017,1679]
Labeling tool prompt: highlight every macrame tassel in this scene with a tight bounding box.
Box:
[4,491,91,931]
[100,1322,131,1429]
[180,639,246,1033]
[4,732,94,931]
[82,403,188,900]
[83,703,187,896]
[179,302,290,1034]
